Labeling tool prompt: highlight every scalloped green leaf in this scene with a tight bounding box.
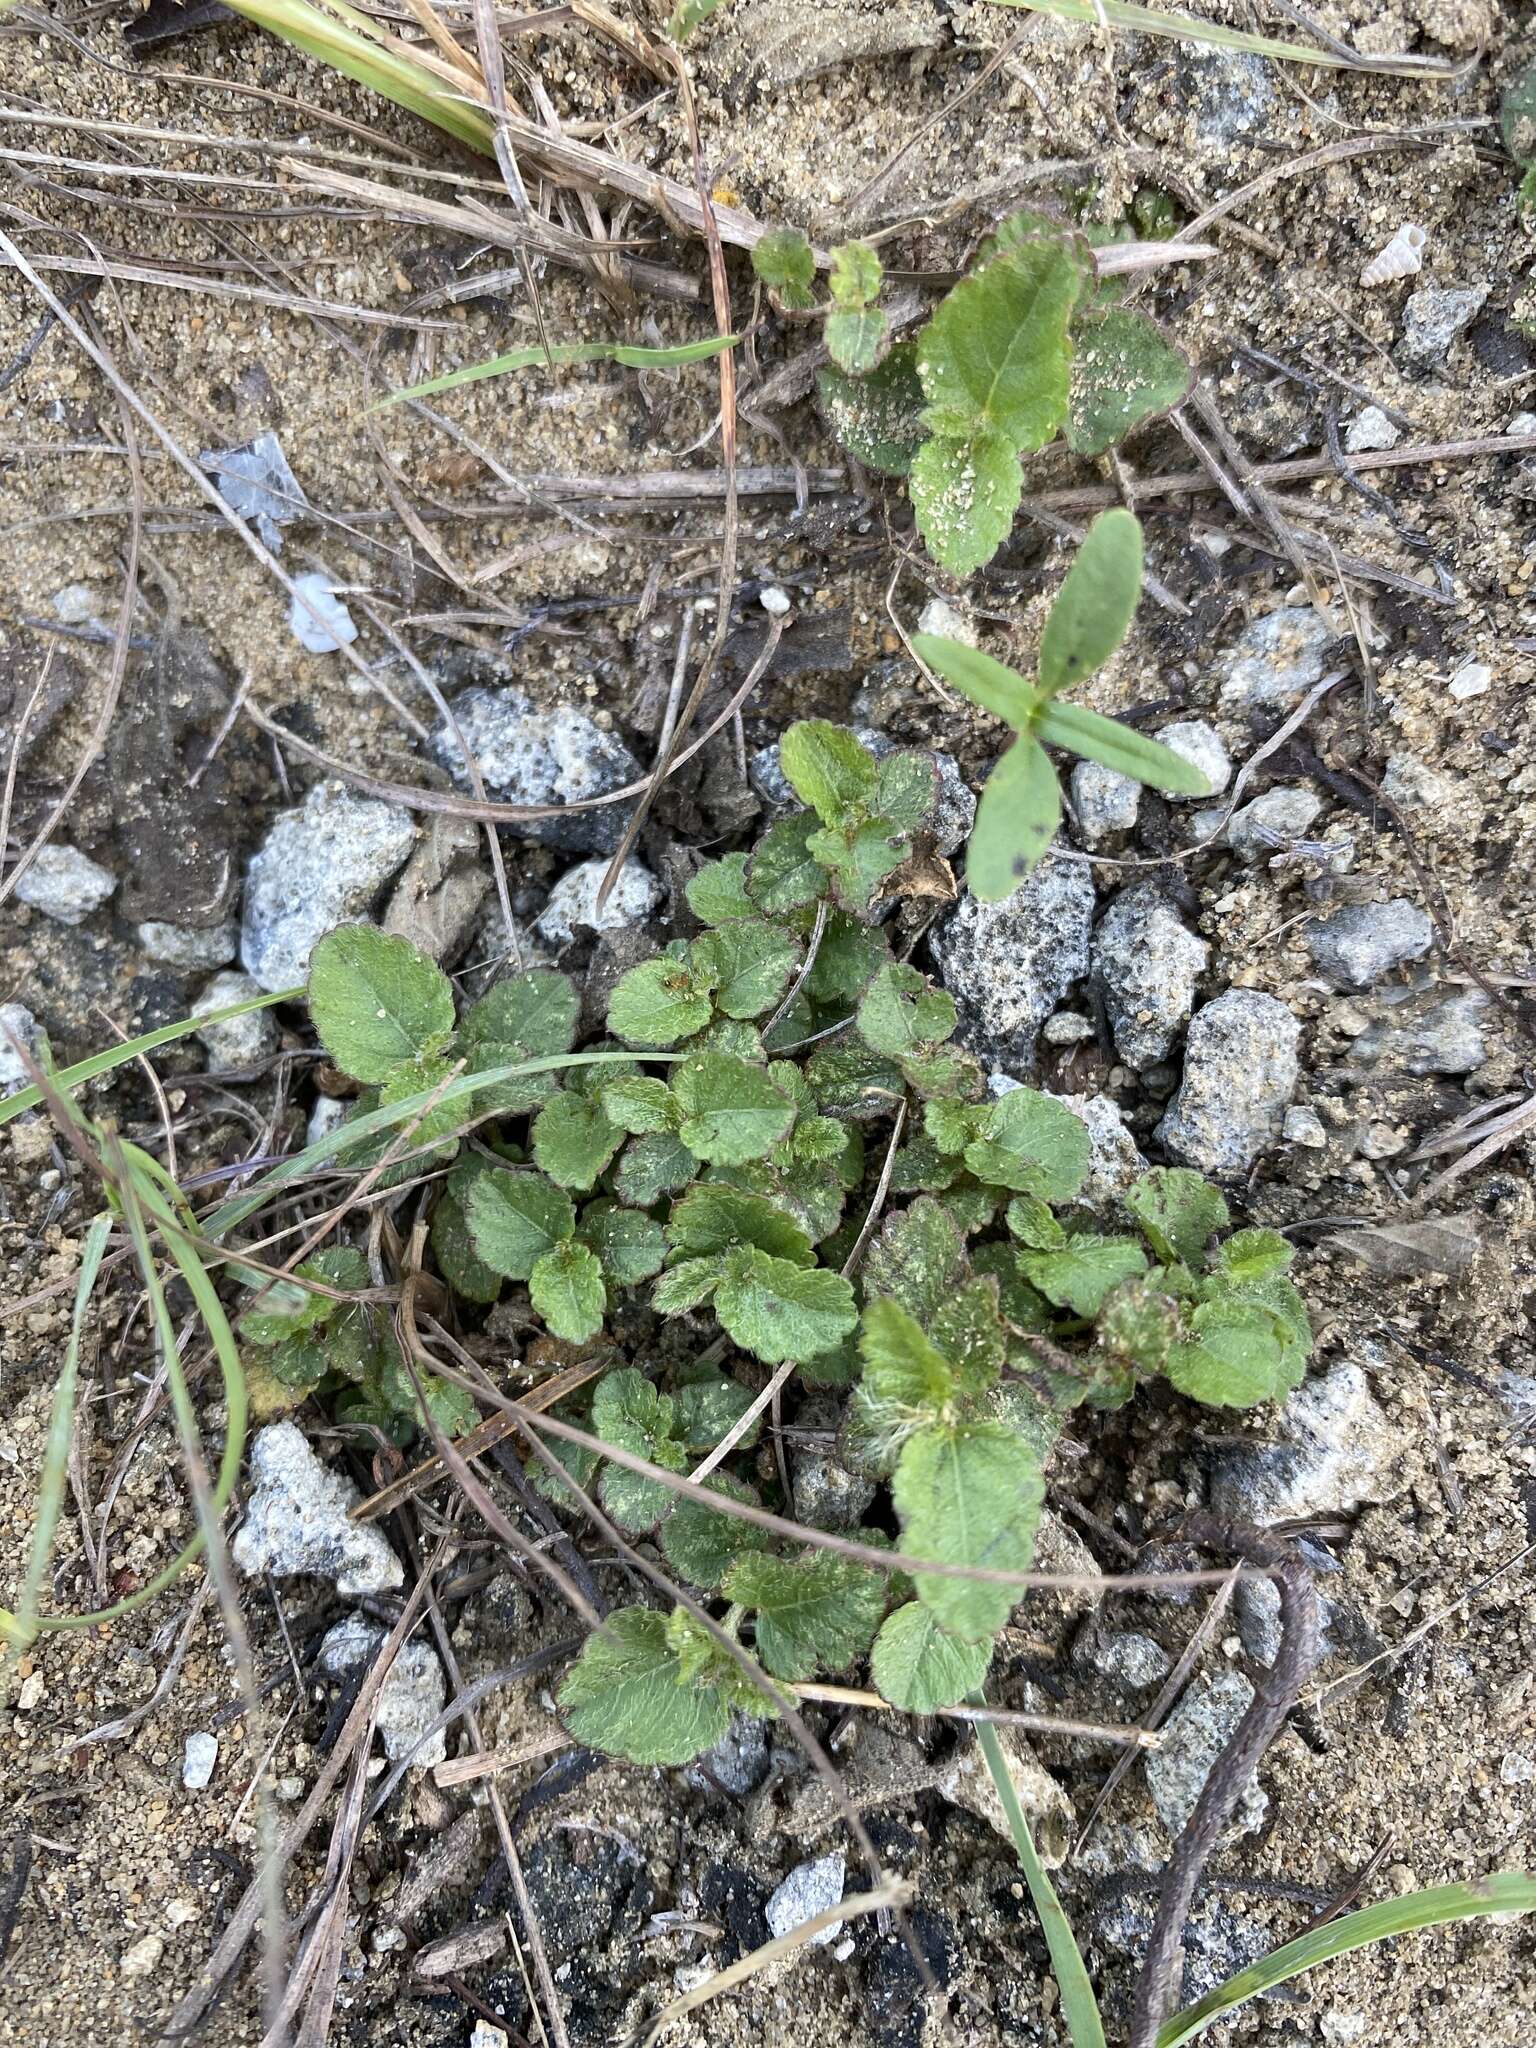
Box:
[558,1607,732,1765]
[872,1600,992,1713]
[724,1550,886,1681]
[892,1420,1043,1641]
[690,920,799,1020]
[307,925,455,1084]
[1126,1168,1230,1266]
[531,1089,624,1191]
[817,343,926,478]
[916,239,1083,446]
[1019,1234,1149,1316]
[465,1169,575,1280]
[713,1246,857,1363]
[530,1239,606,1343]
[1066,309,1191,459]
[607,955,715,1048]
[964,1088,1090,1203]
[671,1051,796,1166]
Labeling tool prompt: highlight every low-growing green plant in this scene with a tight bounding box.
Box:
[284,719,1311,1757]
[752,230,889,373]
[815,208,1191,574]
[1503,60,1536,210]
[916,509,1209,894]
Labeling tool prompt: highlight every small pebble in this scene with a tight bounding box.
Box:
[1283,1104,1327,1149]
[1156,720,1231,799]
[1042,1011,1095,1046]
[765,1853,845,1948]
[137,919,240,970]
[1344,405,1400,454]
[192,970,278,1069]
[16,1671,45,1711]
[758,584,792,617]
[182,1732,218,1790]
[288,573,359,654]
[917,595,977,647]
[120,1934,165,1982]
[1447,661,1491,701]
[14,843,117,925]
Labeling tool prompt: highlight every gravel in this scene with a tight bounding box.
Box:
[14,843,117,924]
[1304,899,1434,990]
[1147,1672,1269,1838]
[1071,758,1141,845]
[1055,1091,1149,1217]
[1283,1103,1328,1148]
[1217,606,1334,710]
[432,687,640,853]
[199,431,308,550]
[765,1853,845,1947]
[0,1003,47,1097]
[1155,989,1300,1174]
[938,1724,1075,1864]
[231,1421,403,1595]
[1094,883,1209,1069]
[240,780,417,991]
[1399,283,1490,371]
[136,918,240,970]
[1085,1630,1172,1692]
[1350,986,1489,1075]
[932,853,1096,1075]
[684,1714,771,1799]
[1210,1356,1406,1523]
[1225,786,1323,858]
[191,970,278,1068]
[288,572,359,653]
[181,1732,218,1791]
[1345,405,1401,453]
[316,1614,447,1768]
[1155,719,1231,800]
[1179,45,1275,148]
[533,855,662,948]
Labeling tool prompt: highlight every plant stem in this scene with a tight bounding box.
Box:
[970,1692,1106,2048]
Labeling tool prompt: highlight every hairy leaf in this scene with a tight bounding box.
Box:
[829,239,881,310]
[431,1160,505,1305]
[856,962,957,1058]
[966,735,1061,897]
[665,1183,814,1264]
[558,1607,732,1765]
[307,925,455,1083]
[606,955,715,1048]
[892,1420,1044,1641]
[465,1169,574,1280]
[531,1089,624,1191]
[859,1295,958,1416]
[916,240,1083,446]
[863,1196,970,1318]
[1067,308,1191,458]
[615,1130,697,1207]
[910,429,1023,579]
[1019,1234,1148,1315]
[910,635,1038,729]
[747,812,826,915]
[672,1052,796,1165]
[751,226,816,308]
[1126,1168,1230,1266]
[577,1201,667,1287]
[592,1368,688,1531]
[1036,701,1211,794]
[964,1088,1090,1203]
[1164,1301,1293,1409]
[872,1600,992,1713]
[725,1550,886,1680]
[817,343,926,478]
[686,852,755,925]
[691,920,799,1019]
[530,1240,606,1343]
[601,1072,679,1136]
[780,720,879,826]
[672,1373,759,1451]
[660,1475,772,1590]
[713,1246,858,1363]
[826,307,887,374]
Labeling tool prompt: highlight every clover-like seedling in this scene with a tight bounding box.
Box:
[751,228,888,371]
[815,207,1190,575]
[913,508,1210,897]
[294,719,1314,1761]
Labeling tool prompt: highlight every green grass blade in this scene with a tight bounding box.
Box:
[1158,1873,1536,2046]
[986,1,1451,75]
[971,1695,1107,2048]
[0,1214,112,1658]
[0,986,298,1130]
[222,0,498,152]
[201,1048,670,1241]
[375,335,739,408]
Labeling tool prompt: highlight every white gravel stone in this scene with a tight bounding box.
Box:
[1155,989,1300,1175]
[1447,661,1491,701]
[1094,884,1209,1069]
[1211,1357,1407,1523]
[1071,758,1141,845]
[916,595,978,647]
[240,781,417,991]
[1303,899,1433,991]
[182,1732,218,1791]
[433,688,640,854]
[758,584,792,617]
[14,843,117,924]
[0,1004,47,1098]
[533,856,662,947]
[289,573,359,654]
[232,1421,403,1595]
[1344,406,1400,454]
[1147,1672,1269,1838]
[316,1614,447,1768]
[1225,787,1323,859]
[1217,607,1334,711]
[1155,720,1231,800]
[1282,1104,1327,1149]
[137,919,240,970]
[932,854,1096,1076]
[192,971,278,1068]
[765,1853,845,1948]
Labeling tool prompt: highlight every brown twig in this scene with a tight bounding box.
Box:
[1128,1518,1321,2048]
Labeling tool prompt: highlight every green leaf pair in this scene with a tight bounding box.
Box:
[751,228,888,372]
[914,510,1210,896]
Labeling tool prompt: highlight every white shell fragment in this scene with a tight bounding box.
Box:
[289,572,359,653]
[1361,223,1427,288]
